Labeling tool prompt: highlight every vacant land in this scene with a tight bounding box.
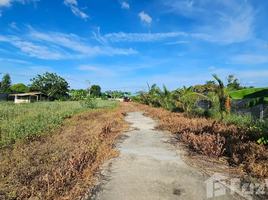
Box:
[0,100,118,147]
[1,102,267,199]
[0,100,123,199]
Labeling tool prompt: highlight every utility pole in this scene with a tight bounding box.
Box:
[86,80,91,96]
[68,75,70,96]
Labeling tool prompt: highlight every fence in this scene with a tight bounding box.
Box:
[197,98,267,119]
[0,93,9,102]
[232,99,268,119]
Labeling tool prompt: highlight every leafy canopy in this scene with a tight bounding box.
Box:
[9,83,29,93]
[0,73,11,92]
[90,85,101,97]
[29,72,69,100]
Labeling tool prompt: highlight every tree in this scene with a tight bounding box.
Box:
[90,85,101,98]
[226,74,243,91]
[0,73,11,92]
[154,85,182,110]
[29,72,68,100]
[206,80,216,85]
[139,83,160,106]
[178,86,206,112]
[213,74,231,118]
[70,89,88,100]
[9,83,29,93]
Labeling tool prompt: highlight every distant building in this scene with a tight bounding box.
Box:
[9,92,49,103]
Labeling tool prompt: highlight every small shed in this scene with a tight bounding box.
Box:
[9,92,49,103]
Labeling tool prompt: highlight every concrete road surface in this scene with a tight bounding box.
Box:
[93,112,248,200]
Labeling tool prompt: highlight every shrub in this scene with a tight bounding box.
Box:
[101,93,108,100]
[81,98,97,109]
[181,132,225,157]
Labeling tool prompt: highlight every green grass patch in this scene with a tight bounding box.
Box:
[0,100,118,148]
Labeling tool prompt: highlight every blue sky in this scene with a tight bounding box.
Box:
[0,0,268,92]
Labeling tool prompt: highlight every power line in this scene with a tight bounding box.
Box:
[0,72,33,77]
[69,78,87,83]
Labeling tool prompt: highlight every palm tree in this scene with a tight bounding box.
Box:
[177,86,206,113]
[212,74,231,118]
[155,85,179,110]
[139,83,160,106]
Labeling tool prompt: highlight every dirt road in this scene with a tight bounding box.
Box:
[93,112,246,200]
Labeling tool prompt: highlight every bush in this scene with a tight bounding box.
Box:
[101,93,108,100]
[82,98,97,109]
[181,132,225,157]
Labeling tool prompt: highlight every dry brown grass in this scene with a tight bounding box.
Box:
[0,105,133,200]
[1,102,267,199]
[128,102,268,179]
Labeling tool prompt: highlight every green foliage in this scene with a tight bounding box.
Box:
[0,100,118,147]
[213,74,230,118]
[194,80,218,93]
[8,83,29,93]
[29,72,69,100]
[134,83,206,113]
[257,134,268,145]
[90,85,101,97]
[0,101,86,147]
[0,73,11,92]
[229,87,268,99]
[155,84,180,110]
[226,74,244,91]
[229,88,268,108]
[206,80,216,85]
[138,83,160,107]
[101,93,108,100]
[178,86,206,112]
[105,90,127,99]
[81,98,97,109]
[70,89,88,100]
[245,97,268,108]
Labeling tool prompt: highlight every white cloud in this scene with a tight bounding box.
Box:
[0,35,9,42]
[138,11,152,26]
[12,40,69,60]
[77,65,118,76]
[0,0,39,17]
[64,0,89,20]
[105,31,187,42]
[121,2,129,9]
[0,0,12,7]
[0,26,138,60]
[208,66,215,70]
[28,27,137,56]
[0,58,31,64]
[104,30,214,43]
[164,41,189,45]
[231,55,268,65]
[239,70,268,78]
[9,22,19,30]
[164,0,254,44]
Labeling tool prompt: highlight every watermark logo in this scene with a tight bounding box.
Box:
[205,173,268,198]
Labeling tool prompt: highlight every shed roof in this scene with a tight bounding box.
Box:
[9,92,48,97]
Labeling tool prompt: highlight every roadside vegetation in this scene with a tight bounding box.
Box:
[1,71,268,198]
[130,74,268,180]
[0,100,118,148]
[0,104,128,199]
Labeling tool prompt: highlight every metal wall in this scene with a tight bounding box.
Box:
[0,93,9,102]
[231,99,268,119]
[197,98,268,119]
